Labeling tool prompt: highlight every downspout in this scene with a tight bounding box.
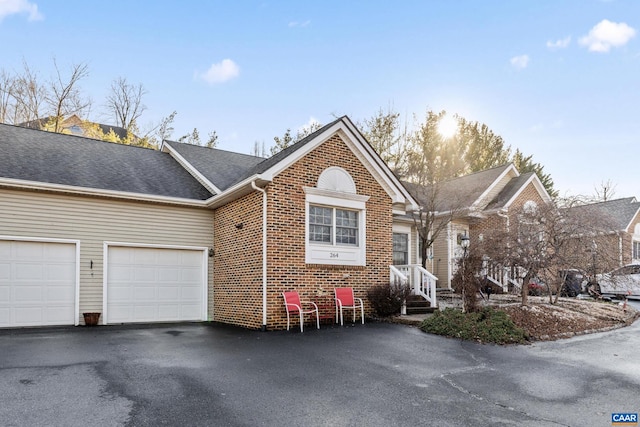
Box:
[251,181,268,331]
[618,232,623,266]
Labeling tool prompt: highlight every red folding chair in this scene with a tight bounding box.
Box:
[334,287,364,326]
[282,291,319,332]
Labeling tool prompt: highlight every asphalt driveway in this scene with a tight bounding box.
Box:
[1,316,639,427]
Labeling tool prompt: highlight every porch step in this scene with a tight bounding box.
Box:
[405,295,437,314]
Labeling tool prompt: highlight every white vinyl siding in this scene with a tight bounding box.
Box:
[0,189,214,324]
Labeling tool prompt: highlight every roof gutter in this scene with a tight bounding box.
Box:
[251,180,268,331]
[0,178,210,208]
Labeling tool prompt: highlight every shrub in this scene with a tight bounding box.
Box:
[420,307,528,344]
[366,282,412,317]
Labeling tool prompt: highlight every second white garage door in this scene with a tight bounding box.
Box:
[105,245,206,324]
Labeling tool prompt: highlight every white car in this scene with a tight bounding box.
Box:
[597,264,640,299]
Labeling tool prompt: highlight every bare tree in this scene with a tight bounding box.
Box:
[359,107,410,176]
[478,200,617,305]
[404,181,464,270]
[0,69,16,123]
[11,61,47,125]
[594,179,617,202]
[205,131,218,148]
[46,60,91,133]
[178,127,201,145]
[251,140,267,157]
[105,77,147,132]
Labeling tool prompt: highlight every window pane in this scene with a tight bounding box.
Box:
[336,209,357,227]
[309,206,332,225]
[309,205,333,243]
[336,209,358,246]
[309,225,332,243]
[393,233,408,265]
[336,227,357,245]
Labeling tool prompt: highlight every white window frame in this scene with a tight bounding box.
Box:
[309,205,359,246]
[392,223,412,266]
[304,187,369,266]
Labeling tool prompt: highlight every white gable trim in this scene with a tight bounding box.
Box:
[500,173,553,210]
[470,164,519,210]
[161,142,222,195]
[624,207,640,232]
[258,117,418,211]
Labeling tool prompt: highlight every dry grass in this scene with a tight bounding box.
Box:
[484,294,639,341]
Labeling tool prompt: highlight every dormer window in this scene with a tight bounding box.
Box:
[304,167,369,266]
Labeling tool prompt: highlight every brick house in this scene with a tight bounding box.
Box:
[564,197,640,272]
[396,164,552,289]
[0,117,417,329]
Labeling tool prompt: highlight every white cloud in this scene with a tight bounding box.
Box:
[196,59,240,85]
[288,20,310,28]
[579,19,636,52]
[0,0,43,22]
[298,117,321,135]
[510,54,530,69]
[546,36,571,50]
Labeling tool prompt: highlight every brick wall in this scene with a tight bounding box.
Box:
[471,181,547,242]
[213,191,264,328]
[213,133,393,329]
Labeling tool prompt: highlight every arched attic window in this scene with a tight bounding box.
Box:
[523,200,538,214]
[304,167,370,266]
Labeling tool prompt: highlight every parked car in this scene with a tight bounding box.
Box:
[528,278,546,296]
[558,269,585,297]
[596,264,640,300]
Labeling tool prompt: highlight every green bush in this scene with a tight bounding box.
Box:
[420,307,528,344]
[366,282,412,317]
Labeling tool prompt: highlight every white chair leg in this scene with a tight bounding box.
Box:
[286,312,290,331]
[299,312,304,332]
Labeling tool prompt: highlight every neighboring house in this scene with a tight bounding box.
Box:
[20,114,131,140]
[565,197,640,271]
[0,117,417,329]
[396,164,552,288]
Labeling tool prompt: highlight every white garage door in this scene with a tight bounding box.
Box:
[106,246,206,324]
[0,240,77,327]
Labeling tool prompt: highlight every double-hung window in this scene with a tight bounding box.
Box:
[309,206,358,246]
[305,167,369,266]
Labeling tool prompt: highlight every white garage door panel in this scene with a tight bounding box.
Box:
[0,240,76,327]
[106,246,205,324]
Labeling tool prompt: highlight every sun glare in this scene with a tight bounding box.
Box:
[437,115,458,139]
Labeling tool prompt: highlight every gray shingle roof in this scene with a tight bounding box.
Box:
[164,117,345,192]
[484,172,535,211]
[164,141,265,192]
[0,123,213,200]
[567,197,640,232]
[403,164,513,212]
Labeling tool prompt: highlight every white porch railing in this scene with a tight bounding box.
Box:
[485,263,524,293]
[392,264,438,311]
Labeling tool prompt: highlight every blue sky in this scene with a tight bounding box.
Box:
[1,0,638,199]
